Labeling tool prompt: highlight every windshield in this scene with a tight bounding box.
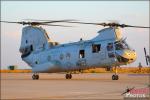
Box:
[115,40,130,50]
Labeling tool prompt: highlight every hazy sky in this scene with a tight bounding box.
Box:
[1,1,149,69]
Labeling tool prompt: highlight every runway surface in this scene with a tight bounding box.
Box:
[1,73,149,99]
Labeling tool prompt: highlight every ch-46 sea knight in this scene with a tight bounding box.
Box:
[1,20,149,80]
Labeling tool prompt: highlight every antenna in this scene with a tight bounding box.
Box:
[144,47,150,66]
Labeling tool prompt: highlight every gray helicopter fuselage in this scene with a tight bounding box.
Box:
[20,26,136,73]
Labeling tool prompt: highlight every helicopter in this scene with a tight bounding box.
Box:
[1,20,149,80]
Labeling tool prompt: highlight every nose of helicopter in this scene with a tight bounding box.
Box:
[122,50,137,63]
[116,49,137,64]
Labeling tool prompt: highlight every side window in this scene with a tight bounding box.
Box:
[108,52,115,58]
[30,45,33,51]
[59,54,64,60]
[35,61,39,64]
[79,50,85,58]
[47,55,51,61]
[26,40,28,44]
[66,53,71,59]
[92,44,101,53]
[107,43,113,51]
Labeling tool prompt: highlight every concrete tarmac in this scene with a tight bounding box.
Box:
[1,73,149,99]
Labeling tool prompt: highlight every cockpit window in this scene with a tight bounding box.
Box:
[115,40,130,50]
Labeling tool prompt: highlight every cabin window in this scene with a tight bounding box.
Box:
[92,44,101,53]
[35,61,38,64]
[66,53,71,59]
[108,52,115,58]
[43,43,45,48]
[47,55,51,61]
[24,48,28,53]
[26,40,28,44]
[30,45,33,51]
[107,43,113,51]
[60,54,64,60]
[79,50,85,58]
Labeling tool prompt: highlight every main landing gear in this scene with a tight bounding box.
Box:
[112,66,119,80]
[65,73,72,79]
[32,73,39,80]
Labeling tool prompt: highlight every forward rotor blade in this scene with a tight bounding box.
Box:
[121,24,150,28]
[67,21,150,28]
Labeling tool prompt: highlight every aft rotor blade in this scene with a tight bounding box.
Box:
[40,23,72,27]
[23,19,77,23]
[23,19,53,21]
[1,20,77,26]
[67,21,121,27]
[68,21,106,25]
[0,21,38,25]
[0,21,24,24]
[42,20,77,23]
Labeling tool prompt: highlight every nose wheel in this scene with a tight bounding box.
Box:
[32,74,39,80]
[65,73,72,79]
[112,66,119,80]
[112,74,119,80]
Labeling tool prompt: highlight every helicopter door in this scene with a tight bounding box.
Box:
[79,50,85,58]
[77,50,86,67]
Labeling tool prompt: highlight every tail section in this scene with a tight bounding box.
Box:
[19,26,50,58]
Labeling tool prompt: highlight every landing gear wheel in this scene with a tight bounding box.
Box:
[112,75,119,80]
[115,75,119,80]
[35,74,39,80]
[69,74,72,79]
[65,74,69,79]
[65,73,72,79]
[32,74,39,80]
[112,66,119,80]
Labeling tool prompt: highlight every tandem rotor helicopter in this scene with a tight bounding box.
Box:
[1,20,150,80]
